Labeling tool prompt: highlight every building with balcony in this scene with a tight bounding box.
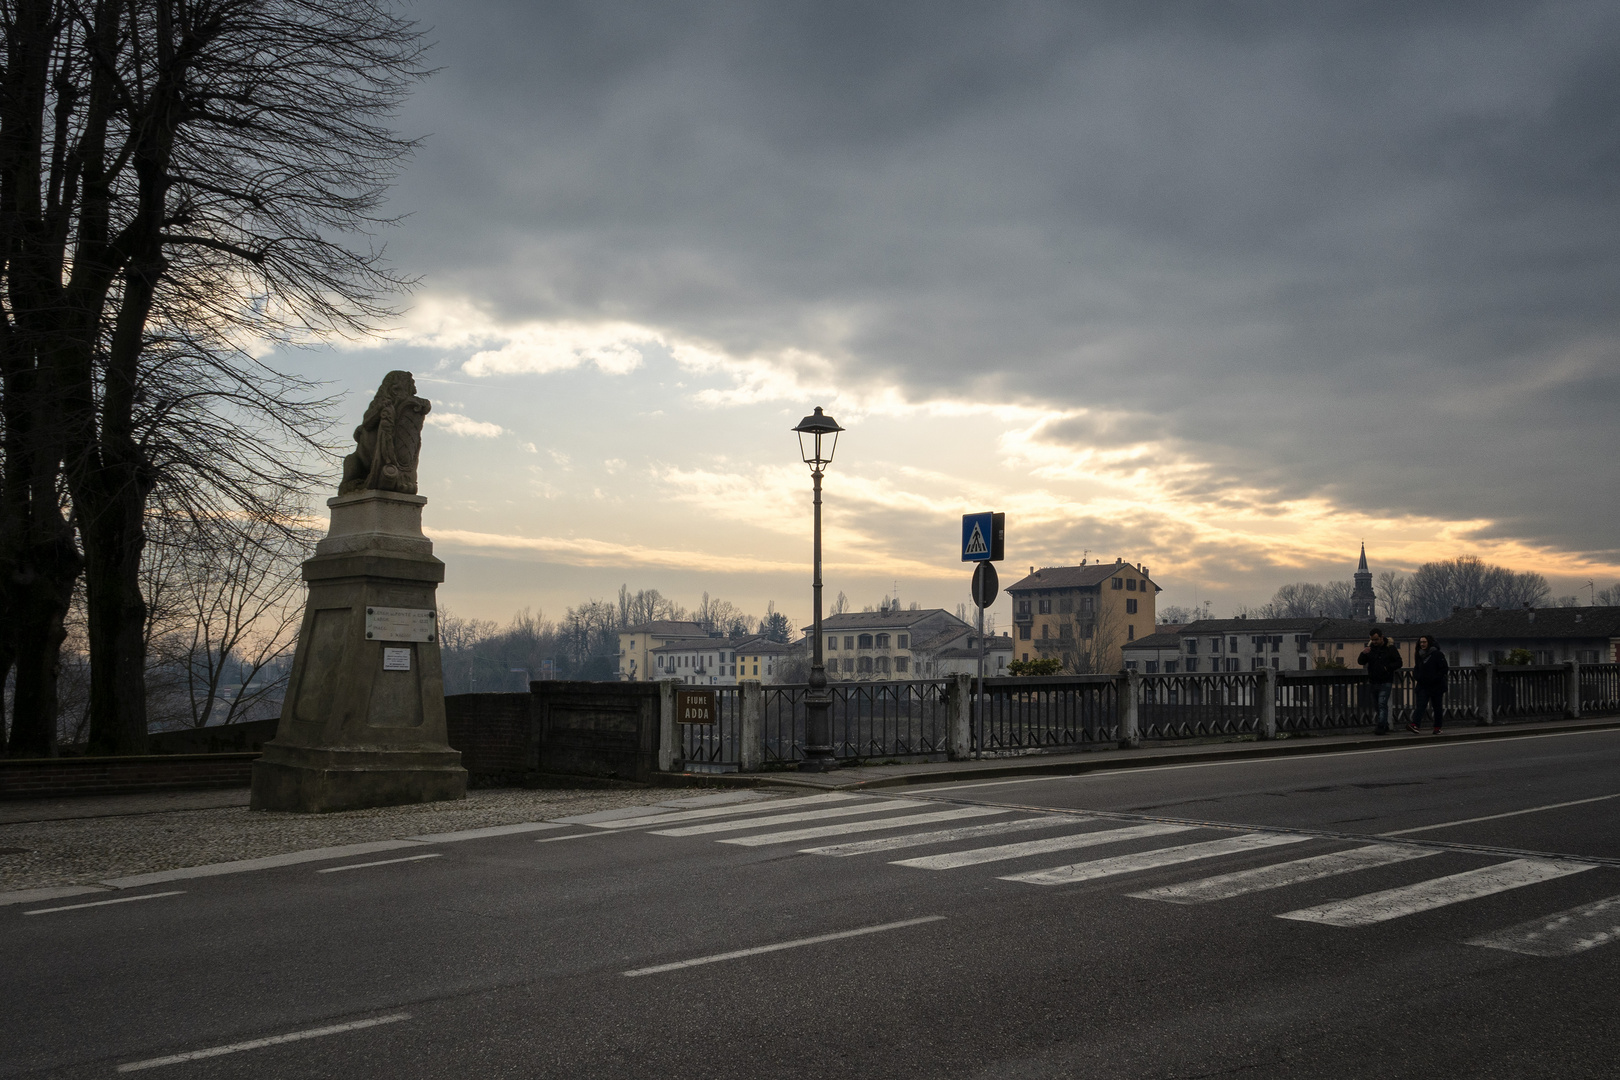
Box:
[1006,559,1159,672]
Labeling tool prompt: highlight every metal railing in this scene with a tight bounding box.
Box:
[977,675,1118,751]
[1492,665,1568,720]
[760,680,949,765]
[678,686,742,771]
[1140,672,1261,738]
[1581,663,1620,713]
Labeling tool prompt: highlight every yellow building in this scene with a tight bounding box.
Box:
[617,620,707,681]
[1006,559,1159,673]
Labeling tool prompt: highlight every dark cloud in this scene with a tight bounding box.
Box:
[389,0,1620,557]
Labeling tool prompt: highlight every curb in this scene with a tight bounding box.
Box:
[650,716,1620,792]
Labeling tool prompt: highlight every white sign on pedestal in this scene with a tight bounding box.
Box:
[382,647,412,671]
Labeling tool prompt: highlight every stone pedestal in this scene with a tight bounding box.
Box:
[251,491,467,812]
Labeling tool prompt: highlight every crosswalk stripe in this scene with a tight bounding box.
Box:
[1002,833,1311,886]
[720,805,1011,846]
[592,792,864,830]
[892,823,1195,871]
[1276,858,1596,927]
[651,799,923,837]
[1467,894,1620,957]
[803,816,1080,857]
[1128,844,1442,905]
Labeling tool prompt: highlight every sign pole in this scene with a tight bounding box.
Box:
[975,601,985,759]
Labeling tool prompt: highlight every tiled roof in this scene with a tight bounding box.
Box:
[1006,563,1154,591]
[1413,606,1620,641]
[804,608,965,632]
[729,635,792,654]
[1177,618,1328,634]
[1123,631,1182,650]
[623,620,707,637]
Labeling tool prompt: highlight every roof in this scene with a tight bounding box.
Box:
[935,641,1014,659]
[623,620,706,637]
[729,635,792,654]
[1411,607,1620,642]
[1123,631,1182,651]
[1006,563,1156,592]
[806,608,965,632]
[1177,618,1328,635]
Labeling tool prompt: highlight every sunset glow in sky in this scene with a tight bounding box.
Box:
[277,2,1620,632]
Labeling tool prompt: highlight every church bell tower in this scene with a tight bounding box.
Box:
[1351,543,1377,622]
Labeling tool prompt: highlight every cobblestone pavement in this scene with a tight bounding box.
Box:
[0,787,775,891]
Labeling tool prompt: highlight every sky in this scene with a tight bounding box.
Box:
[281,1,1620,634]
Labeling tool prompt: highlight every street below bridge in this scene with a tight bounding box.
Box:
[5,728,1620,1079]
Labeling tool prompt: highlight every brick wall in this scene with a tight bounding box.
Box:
[444,693,535,785]
[0,753,258,800]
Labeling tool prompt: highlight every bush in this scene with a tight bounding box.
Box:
[1008,657,1062,676]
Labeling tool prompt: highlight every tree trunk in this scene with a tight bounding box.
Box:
[81,478,150,756]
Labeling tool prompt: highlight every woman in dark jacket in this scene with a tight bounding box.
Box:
[1408,635,1449,735]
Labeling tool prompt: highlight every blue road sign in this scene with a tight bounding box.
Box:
[961,512,1004,562]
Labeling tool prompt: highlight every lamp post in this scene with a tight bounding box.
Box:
[793,406,843,772]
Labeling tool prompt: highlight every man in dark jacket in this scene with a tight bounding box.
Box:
[1408,634,1449,735]
[1358,628,1403,735]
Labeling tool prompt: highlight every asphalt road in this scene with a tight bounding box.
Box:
[5,727,1620,1079]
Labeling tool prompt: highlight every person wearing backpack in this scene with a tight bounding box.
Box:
[1407,634,1449,735]
[1358,627,1404,735]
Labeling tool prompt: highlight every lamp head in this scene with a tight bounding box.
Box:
[792,406,843,470]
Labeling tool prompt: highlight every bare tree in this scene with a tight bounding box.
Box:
[1408,556,1550,620]
[0,0,426,754]
[832,591,850,616]
[1376,571,1414,623]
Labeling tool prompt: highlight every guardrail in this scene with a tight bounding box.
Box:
[653,661,1618,772]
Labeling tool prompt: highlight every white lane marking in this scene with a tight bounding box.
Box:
[1004,833,1312,886]
[316,854,443,874]
[103,840,426,889]
[719,805,1010,847]
[1129,844,1442,904]
[593,792,863,830]
[1379,793,1620,836]
[407,822,565,843]
[651,799,922,837]
[621,916,945,977]
[909,726,1620,792]
[534,833,599,844]
[804,816,1075,857]
[25,891,185,916]
[115,1013,411,1072]
[1469,894,1620,957]
[893,823,1195,871]
[1276,858,1597,927]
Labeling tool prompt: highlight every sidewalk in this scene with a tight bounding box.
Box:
[658,713,1620,792]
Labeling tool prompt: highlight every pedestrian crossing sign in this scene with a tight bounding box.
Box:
[961,512,1004,562]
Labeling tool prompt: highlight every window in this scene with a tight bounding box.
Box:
[1112,578,1123,589]
[1164,660,1178,674]
[1449,651,1459,666]
[895,656,909,673]
[1038,598,1052,614]
[1226,658,1240,672]
[1059,598,1073,614]
[1145,660,1159,673]
[844,636,854,650]
[1125,661,1138,671]
[1127,625,1134,640]
[1186,639,1198,654]
[1016,600,1031,615]
[1271,636,1281,653]
[1022,653,1028,662]
[1019,625,1031,640]
[1230,637,1238,651]
[898,634,909,648]
[753,665,759,676]
[875,633,890,648]
[1126,578,1137,591]
[828,636,838,650]
[1295,635,1310,652]
[1041,625,1050,639]
[1186,658,1199,673]
[1059,624,1073,640]
[876,656,891,673]
[1126,599,1138,614]
[657,656,665,669]
[1298,657,1308,670]
[1211,638,1221,652]
[842,658,854,672]
[858,656,873,673]
[1271,656,1280,670]
[1252,657,1265,670]
[858,634,873,649]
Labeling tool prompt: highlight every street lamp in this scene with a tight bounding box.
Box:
[793,405,843,771]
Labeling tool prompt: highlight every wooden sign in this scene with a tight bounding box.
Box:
[677,689,717,725]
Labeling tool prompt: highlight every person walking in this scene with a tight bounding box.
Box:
[1358,627,1403,735]
[1408,634,1449,735]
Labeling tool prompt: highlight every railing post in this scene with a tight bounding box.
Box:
[946,673,972,760]
[1258,668,1277,740]
[657,679,682,771]
[1118,670,1140,749]
[739,680,764,771]
[1477,663,1494,725]
[1566,661,1581,719]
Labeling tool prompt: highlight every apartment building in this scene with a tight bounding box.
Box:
[618,620,707,681]
[803,607,971,680]
[1006,559,1159,672]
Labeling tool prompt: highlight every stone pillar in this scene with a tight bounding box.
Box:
[1258,667,1278,740]
[1118,670,1141,749]
[946,673,973,760]
[251,491,466,812]
[1477,663,1494,725]
[1567,661,1582,719]
[738,680,765,772]
[657,679,682,772]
